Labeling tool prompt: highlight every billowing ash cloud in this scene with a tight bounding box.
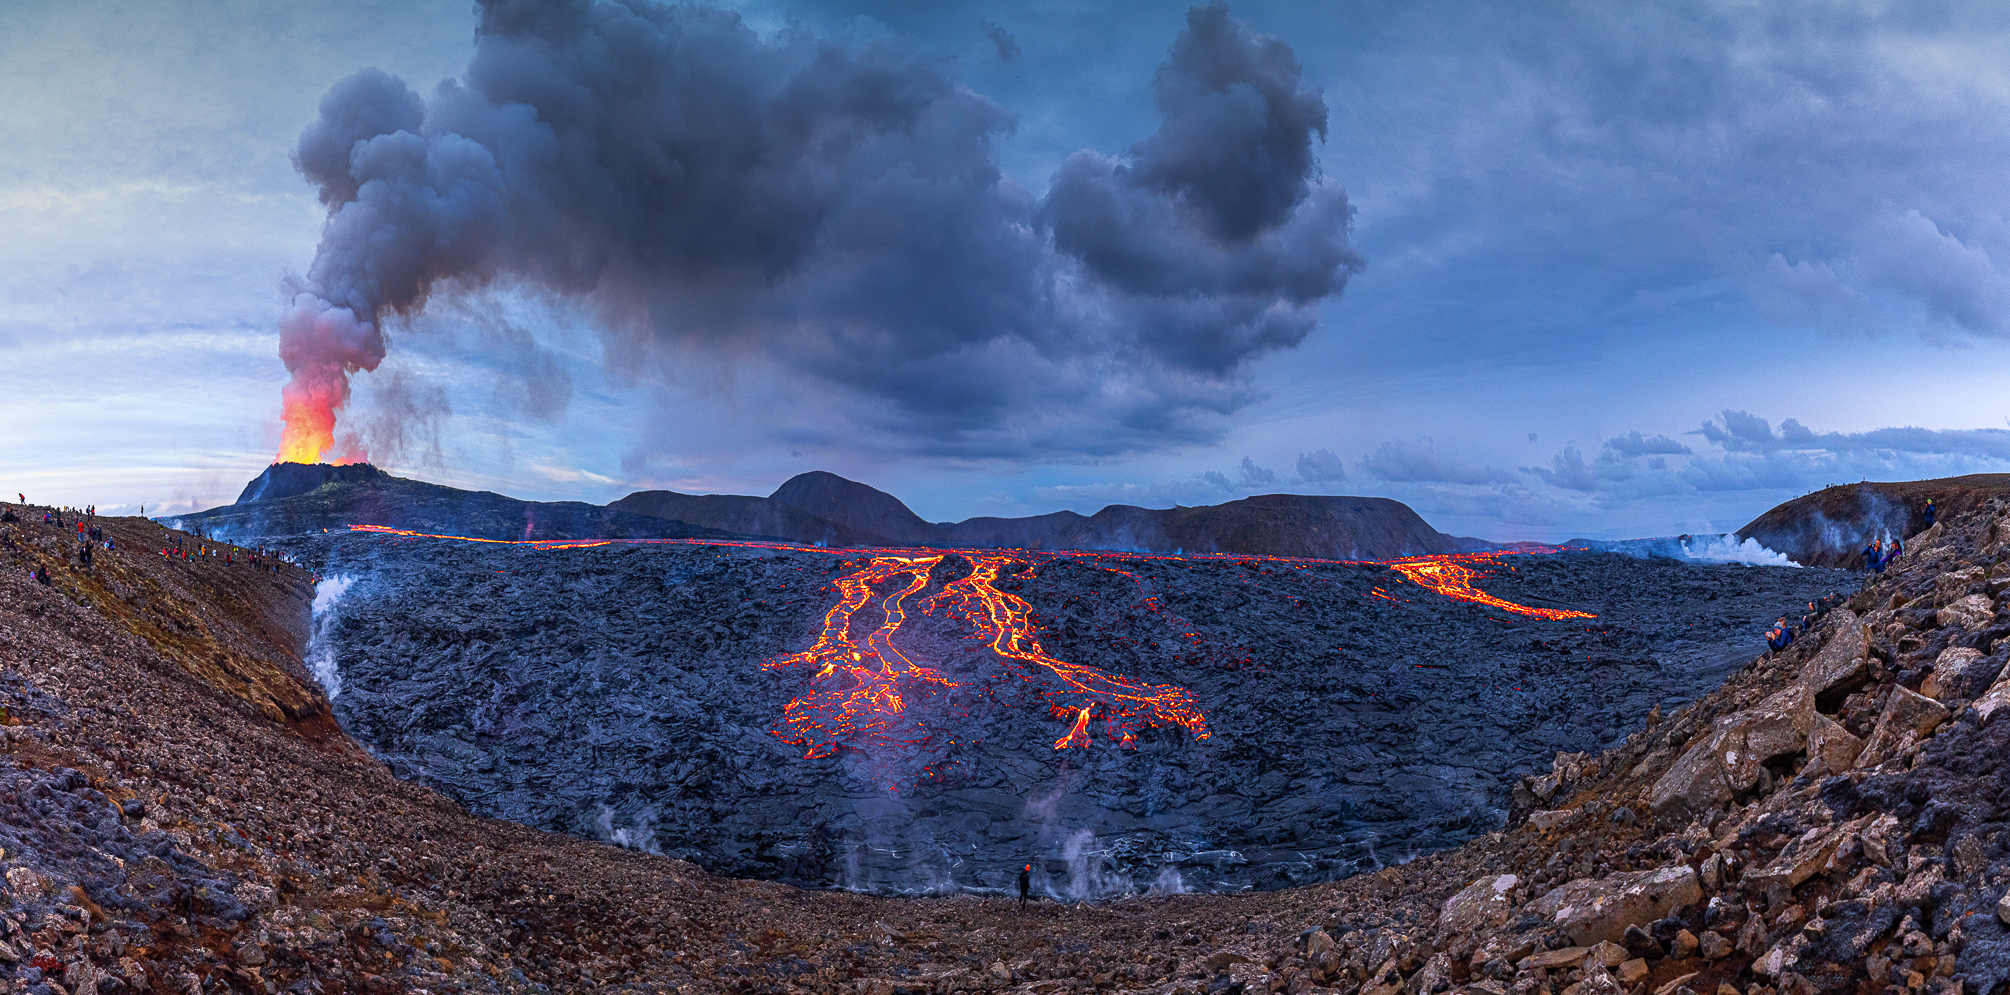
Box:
[276,0,1361,462]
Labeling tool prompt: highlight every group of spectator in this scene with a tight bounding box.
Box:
[1767,592,1846,654]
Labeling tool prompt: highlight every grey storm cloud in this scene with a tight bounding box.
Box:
[1603,431,1690,458]
[1295,448,1345,483]
[1525,444,1596,492]
[980,21,1020,61]
[1695,410,2010,459]
[1359,437,1512,486]
[281,0,1361,458]
[1237,455,1276,488]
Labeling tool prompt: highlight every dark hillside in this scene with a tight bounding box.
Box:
[608,488,892,547]
[767,470,942,544]
[1737,475,2010,567]
[181,462,751,543]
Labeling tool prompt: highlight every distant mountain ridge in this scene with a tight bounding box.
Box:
[199,463,1474,559]
[614,471,1473,559]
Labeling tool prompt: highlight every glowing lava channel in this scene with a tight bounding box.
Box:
[1382,551,1595,620]
[921,557,1208,748]
[765,552,1211,757]
[762,556,962,758]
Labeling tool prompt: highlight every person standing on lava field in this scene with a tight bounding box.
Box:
[1019,864,1031,908]
[1924,499,1937,528]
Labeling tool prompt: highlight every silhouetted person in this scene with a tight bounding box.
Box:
[1019,864,1031,908]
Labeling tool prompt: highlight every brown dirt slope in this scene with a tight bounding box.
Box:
[1738,475,2010,568]
[1,493,2006,994]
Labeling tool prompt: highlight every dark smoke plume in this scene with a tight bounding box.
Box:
[278,0,1362,460]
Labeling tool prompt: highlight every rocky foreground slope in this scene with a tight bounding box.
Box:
[0,496,2003,995]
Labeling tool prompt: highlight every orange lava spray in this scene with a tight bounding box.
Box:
[275,295,384,464]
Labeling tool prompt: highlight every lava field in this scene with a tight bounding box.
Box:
[292,531,1854,896]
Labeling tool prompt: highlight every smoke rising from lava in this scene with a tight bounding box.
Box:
[276,0,1362,462]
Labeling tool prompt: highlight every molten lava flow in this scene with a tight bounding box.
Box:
[763,551,1210,757]
[1382,551,1595,620]
[763,556,962,758]
[1054,705,1093,749]
[923,558,1209,747]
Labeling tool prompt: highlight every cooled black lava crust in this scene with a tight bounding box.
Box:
[299,536,1853,895]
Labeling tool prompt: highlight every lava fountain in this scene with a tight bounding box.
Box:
[274,295,386,464]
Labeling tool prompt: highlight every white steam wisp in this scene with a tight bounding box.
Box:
[306,574,356,698]
[1678,535,1801,567]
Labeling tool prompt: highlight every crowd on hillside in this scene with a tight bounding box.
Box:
[2,495,305,588]
[1763,498,1940,654]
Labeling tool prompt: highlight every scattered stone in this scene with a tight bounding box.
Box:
[1806,713,1865,774]
[1938,594,1995,631]
[1654,972,1700,995]
[1440,874,1522,936]
[1207,950,1252,973]
[1519,945,1590,971]
[1672,929,1699,959]
[1920,647,1989,702]
[1857,686,1951,768]
[1649,686,1814,813]
[1524,864,1703,946]
[1617,958,1650,986]
[1697,930,1732,961]
[1796,614,1867,699]
[1622,924,1663,959]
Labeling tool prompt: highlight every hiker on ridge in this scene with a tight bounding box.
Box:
[1019,864,1031,908]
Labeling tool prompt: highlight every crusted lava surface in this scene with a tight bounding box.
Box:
[293,530,1850,896]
